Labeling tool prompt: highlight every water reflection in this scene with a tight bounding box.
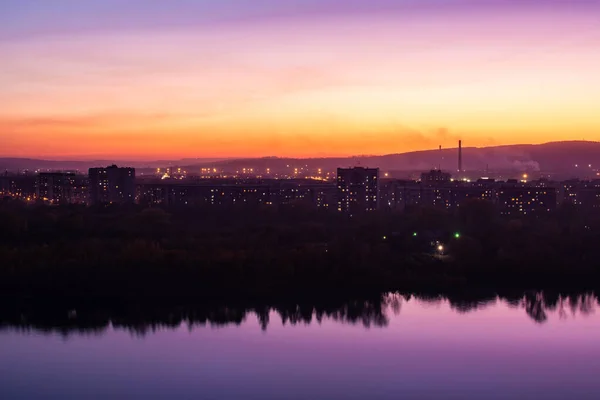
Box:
[1,291,597,337]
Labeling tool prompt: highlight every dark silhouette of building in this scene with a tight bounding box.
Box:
[382,178,496,211]
[337,167,379,213]
[577,180,600,212]
[0,174,12,197]
[0,174,37,200]
[136,179,337,209]
[36,172,76,204]
[88,165,135,205]
[561,179,581,205]
[498,185,557,216]
[421,169,452,184]
[72,175,89,204]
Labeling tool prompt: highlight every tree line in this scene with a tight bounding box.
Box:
[1,291,596,336]
[1,197,600,300]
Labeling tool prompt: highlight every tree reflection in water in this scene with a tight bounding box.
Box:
[0,291,597,337]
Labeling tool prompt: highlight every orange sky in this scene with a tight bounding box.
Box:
[1,3,599,159]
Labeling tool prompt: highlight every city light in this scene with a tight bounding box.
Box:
[454,232,461,239]
[437,245,444,252]
[413,232,418,237]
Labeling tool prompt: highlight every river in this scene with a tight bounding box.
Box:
[1,292,599,399]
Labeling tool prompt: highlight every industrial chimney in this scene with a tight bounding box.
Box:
[458,140,463,173]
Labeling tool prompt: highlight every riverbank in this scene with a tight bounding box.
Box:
[1,201,600,300]
[1,289,597,334]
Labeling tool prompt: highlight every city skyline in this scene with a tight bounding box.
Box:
[1,0,600,159]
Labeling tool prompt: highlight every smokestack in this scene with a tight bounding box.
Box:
[458,140,463,173]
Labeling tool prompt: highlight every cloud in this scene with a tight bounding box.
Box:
[0,112,176,131]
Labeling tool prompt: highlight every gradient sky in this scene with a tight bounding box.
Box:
[1,0,599,159]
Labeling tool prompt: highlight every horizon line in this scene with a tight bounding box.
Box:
[0,140,597,162]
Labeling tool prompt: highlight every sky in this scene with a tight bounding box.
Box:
[1,0,599,159]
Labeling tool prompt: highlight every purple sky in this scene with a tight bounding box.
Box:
[3,0,595,38]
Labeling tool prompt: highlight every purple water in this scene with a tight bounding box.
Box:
[1,294,599,400]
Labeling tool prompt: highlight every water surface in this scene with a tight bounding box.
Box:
[1,293,599,400]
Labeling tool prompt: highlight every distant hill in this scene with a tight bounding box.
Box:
[1,141,598,176]
[190,141,600,175]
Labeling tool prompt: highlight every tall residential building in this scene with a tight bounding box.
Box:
[88,165,135,205]
[36,172,76,204]
[498,185,557,216]
[337,167,379,213]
